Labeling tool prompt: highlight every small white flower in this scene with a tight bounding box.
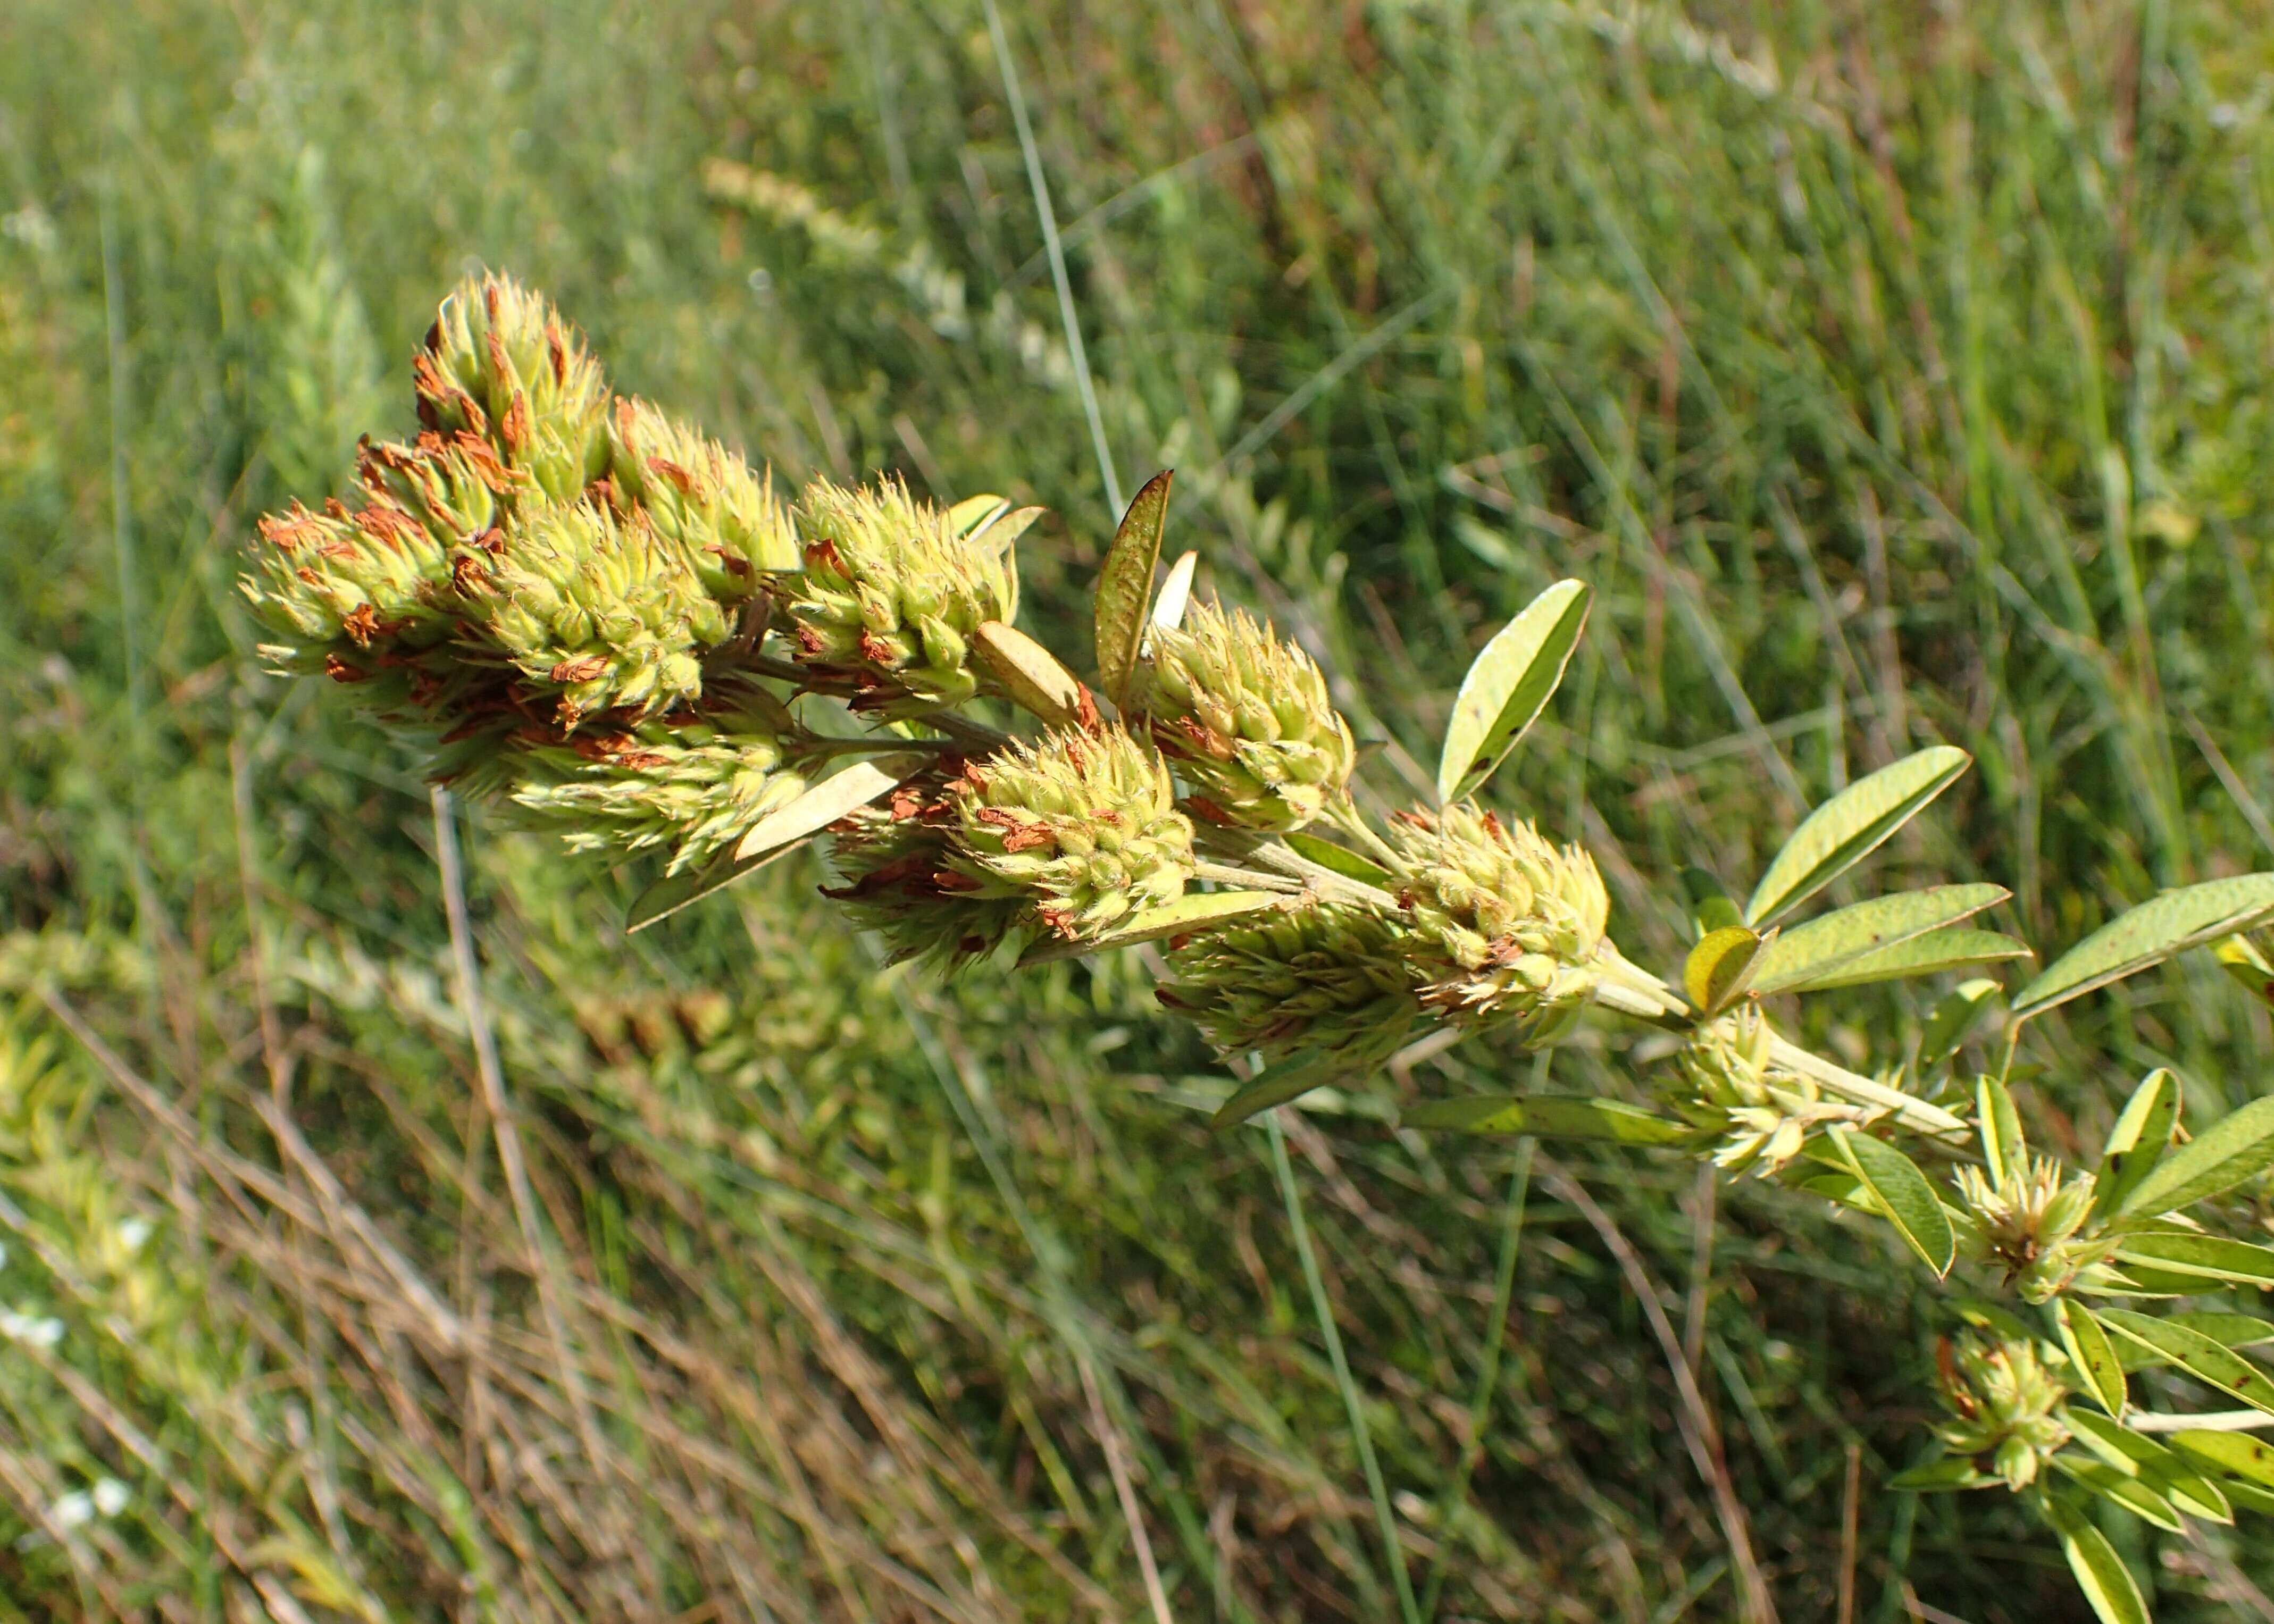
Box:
[115,1218,152,1254]
[50,1492,93,1530]
[91,1478,129,1518]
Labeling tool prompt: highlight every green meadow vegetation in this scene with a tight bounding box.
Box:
[5,1,2274,1619]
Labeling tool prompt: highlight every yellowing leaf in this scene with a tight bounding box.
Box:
[1094,470,1172,708]
[1745,747,1972,927]
[1683,925,1764,1015]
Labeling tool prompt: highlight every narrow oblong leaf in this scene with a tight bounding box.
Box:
[2169,1429,2274,1491]
[1094,469,1173,708]
[2117,1094,2274,1219]
[1401,1095,1693,1145]
[1977,1074,2026,1188]
[2096,1309,2274,1415]
[2112,1232,2274,1288]
[2010,874,2274,1022]
[2050,1456,2183,1532]
[1683,925,1765,1016]
[1682,867,1745,934]
[1833,1129,1957,1276]
[2166,1312,2274,1350]
[948,492,1010,536]
[2059,1298,2128,1417]
[973,621,1090,727]
[1784,928,2031,992]
[1745,746,1972,927]
[1281,831,1394,888]
[2044,1497,2150,1624]
[625,838,804,935]
[2094,1069,2182,1221]
[1211,1054,1330,1132]
[2064,1408,2233,1522]
[1887,1456,1993,1492]
[1019,890,1283,966]
[1918,978,2004,1070]
[733,762,905,863]
[971,505,1045,552]
[1746,885,2009,997]
[1149,550,1199,640]
[1435,579,1591,805]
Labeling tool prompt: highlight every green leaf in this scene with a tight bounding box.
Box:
[1149,550,1198,638]
[1744,747,1972,927]
[1094,468,1173,709]
[2166,1312,2274,1350]
[2050,1455,2184,1531]
[973,620,1089,727]
[948,492,1010,535]
[1918,978,2004,1070]
[2064,1409,2233,1523]
[2112,1232,2274,1288]
[2117,1095,2274,1219]
[1019,890,1283,965]
[2060,1298,2128,1417]
[2010,874,2274,1022]
[624,835,804,935]
[1977,1073,2027,1188]
[1832,1129,1957,1276]
[2094,1069,2183,1221]
[1887,1456,1994,1492]
[2169,1429,2274,1492]
[1401,1095,1694,1145]
[1780,928,2031,992]
[1282,831,1394,888]
[733,763,905,863]
[1435,579,1591,805]
[1683,925,1765,1016]
[1682,867,1745,934]
[969,504,1044,551]
[2043,1496,2151,1624]
[1746,885,2009,997]
[2096,1309,2274,1414]
[1211,1054,1331,1132]
[1952,1298,2038,1342]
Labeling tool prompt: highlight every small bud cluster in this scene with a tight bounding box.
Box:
[1670,1008,1866,1176]
[1159,905,1424,1068]
[1952,1157,2105,1303]
[1932,1335,2071,1491]
[1142,600,1356,831]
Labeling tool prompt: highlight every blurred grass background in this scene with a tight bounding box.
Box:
[4,0,2274,1617]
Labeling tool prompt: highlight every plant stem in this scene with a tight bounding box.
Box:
[1763,1036,1968,1139]
[1190,859,1306,894]
[1266,1112,1422,1624]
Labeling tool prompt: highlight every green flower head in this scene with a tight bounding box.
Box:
[606,397,799,598]
[1932,1335,2071,1492]
[1143,599,1356,831]
[1159,903,1421,1069]
[1387,805,1610,1045]
[1672,1008,1867,1177]
[780,477,1019,716]
[415,272,611,501]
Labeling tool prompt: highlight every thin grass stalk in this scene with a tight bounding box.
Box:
[1265,1110,1420,1624]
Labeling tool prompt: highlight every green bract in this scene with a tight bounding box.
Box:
[1932,1335,2071,1492]
[415,272,612,501]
